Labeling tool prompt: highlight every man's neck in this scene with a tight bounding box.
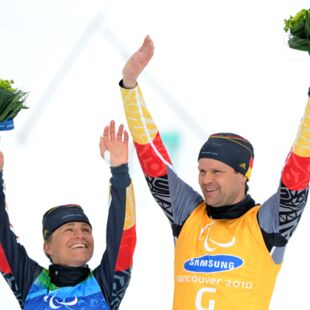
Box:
[207,195,256,219]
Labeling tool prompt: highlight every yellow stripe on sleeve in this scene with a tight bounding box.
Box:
[293,98,310,157]
[120,86,158,145]
[124,183,136,230]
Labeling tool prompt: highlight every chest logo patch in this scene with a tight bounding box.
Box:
[184,254,243,273]
[44,294,78,309]
[199,222,236,252]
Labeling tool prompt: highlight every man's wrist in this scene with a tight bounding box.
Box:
[121,79,137,89]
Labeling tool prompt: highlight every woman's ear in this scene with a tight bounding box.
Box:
[44,240,51,256]
[43,240,53,263]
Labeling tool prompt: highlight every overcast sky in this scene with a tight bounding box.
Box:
[1,0,310,309]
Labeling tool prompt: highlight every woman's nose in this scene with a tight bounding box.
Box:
[73,229,84,238]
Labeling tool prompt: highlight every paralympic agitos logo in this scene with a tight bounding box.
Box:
[43,294,78,309]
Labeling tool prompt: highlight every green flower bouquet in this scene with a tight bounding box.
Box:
[0,79,28,131]
[284,8,310,53]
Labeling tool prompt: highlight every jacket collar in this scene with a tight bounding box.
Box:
[49,264,90,287]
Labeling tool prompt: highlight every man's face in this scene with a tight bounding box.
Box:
[44,222,94,267]
[198,158,247,207]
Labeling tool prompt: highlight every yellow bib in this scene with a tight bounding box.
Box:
[174,203,281,310]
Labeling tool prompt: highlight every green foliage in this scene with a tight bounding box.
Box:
[0,79,28,122]
[284,9,310,51]
[0,79,15,93]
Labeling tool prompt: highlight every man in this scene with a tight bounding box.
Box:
[119,36,310,309]
[0,121,136,309]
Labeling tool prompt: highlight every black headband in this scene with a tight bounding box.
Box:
[42,204,91,240]
[198,133,254,180]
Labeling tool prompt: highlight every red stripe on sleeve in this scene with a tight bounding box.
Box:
[0,243,12,274]
[115,226,136,271]
[135,133,172,177]
[282,153,310,190]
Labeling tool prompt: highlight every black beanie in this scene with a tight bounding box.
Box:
[42,204,91,240]
[198,133,254,180]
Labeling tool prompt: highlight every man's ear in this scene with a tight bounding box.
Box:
[239,174,247,190]
[242,174,247,184]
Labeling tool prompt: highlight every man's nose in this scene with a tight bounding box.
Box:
[203,171,214,183]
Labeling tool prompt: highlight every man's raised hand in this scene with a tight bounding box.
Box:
[122,35,154,88]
